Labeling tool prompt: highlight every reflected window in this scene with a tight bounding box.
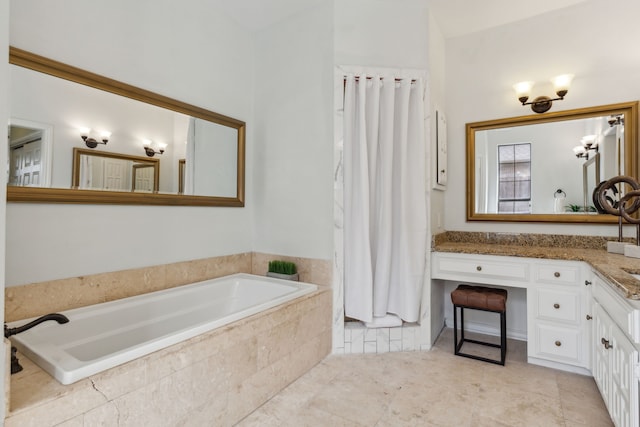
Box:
[498,143,531,213]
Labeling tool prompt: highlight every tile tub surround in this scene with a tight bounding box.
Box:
[5,288,332,427]
[434,231,640,299]
[5,252,332,322]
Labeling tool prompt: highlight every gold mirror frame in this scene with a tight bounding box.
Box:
[466,101,638,223]
[7,47,245,207]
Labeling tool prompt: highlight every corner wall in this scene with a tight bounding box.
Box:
[444,0,640,235]
[7,0,256,285]
[0,0,9,420]
[252,3,334,260]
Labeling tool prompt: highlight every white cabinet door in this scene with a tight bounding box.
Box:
[593,300,639,427]
[593,302,612,414]
[610,321,637,427]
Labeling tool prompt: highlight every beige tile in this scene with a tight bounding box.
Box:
[5,378,106,427]
[81,402,119,427]
[89,357,148,400]
[53,416,84,427]
[378,381,478,427]
[307,368,396,425]
[251,252,331,286]
[473,387,565,426]
[239,328,611,427]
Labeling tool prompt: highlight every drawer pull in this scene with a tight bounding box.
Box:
[555,341,562,347]
[601,338,613,350]
[476,266,482,271]
[553,303,560,309]
[585,280,592,286]
[554,272,560,278]
[586,315,592,320]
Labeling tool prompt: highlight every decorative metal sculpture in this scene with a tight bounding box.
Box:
[594,176,640,250]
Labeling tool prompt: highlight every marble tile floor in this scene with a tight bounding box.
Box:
[236,328,613,426]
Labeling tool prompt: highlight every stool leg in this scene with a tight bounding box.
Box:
[453,305,459,354]
[460,306,465,342]
[500,310,507,365]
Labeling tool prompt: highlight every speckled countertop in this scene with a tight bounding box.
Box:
[432,231,640,300]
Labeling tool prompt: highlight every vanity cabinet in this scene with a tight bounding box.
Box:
[527,261,591,369]
[432,252,591,373]
[592,275,640,427]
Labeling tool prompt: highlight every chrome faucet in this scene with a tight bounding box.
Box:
[4,313,69,374]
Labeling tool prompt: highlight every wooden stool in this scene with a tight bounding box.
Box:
[451,284,508,365]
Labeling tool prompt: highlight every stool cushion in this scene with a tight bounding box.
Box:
[451,285,507,312]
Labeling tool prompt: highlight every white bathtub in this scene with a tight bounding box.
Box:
[8,273,317,385]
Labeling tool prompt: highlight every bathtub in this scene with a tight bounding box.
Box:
[8,273,317,385]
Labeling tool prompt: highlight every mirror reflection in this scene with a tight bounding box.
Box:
[72,148,159,192]
[7,46,245,207]
[467,102,638,223]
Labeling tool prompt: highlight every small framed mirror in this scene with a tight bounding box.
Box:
[72,148,159,192]
[467,101,638,223]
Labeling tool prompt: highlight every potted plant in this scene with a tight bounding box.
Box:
[266,260,299,281]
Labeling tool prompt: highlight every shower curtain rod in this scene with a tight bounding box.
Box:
[343,76,416,84]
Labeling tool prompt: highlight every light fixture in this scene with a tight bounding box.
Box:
[513,74,574,114]
[608,114,624,127]
[80,127,110,148]
[573,134,598,160]
[142,139,166,157]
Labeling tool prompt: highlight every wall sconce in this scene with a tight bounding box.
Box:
[142,139,166,157]
[608,114,624,127]
[80,127,110,148]
[573,134,598,160]
[513,74,574,114]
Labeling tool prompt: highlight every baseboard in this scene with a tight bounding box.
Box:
[527,356,592,376]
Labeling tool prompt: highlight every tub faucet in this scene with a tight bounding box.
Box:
[4,313,69,374]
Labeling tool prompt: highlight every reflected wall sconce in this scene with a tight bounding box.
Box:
[513,74,574,114]
[142,139,166,157]
[80,127,110,148]
[573,134,598,160]
[608,114,624,127]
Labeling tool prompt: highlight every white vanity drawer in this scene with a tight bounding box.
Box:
[533,323,581,363]
[432,253,529,285]
[534,263,581,286]
[534,288,580,324]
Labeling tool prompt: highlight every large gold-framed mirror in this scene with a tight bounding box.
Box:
[467,101,638,222]
[7,47,245,207]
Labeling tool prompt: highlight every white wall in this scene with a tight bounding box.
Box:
[335,0,429,69]
[7,0,255,285]
[0,0,9,420]
[428,10,446,235]
[252,3,334,259]
[444,0,640,236]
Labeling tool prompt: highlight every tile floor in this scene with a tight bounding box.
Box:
[236,328,613,426]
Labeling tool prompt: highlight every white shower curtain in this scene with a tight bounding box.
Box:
[343,74,427,324]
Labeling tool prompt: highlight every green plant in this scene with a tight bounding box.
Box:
[565,204,597,213]
[268,260,297,275]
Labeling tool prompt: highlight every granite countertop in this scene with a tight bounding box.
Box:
[433,232,640,300]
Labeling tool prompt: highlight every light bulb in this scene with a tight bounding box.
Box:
[552,74,574,95]
[513,81,534,101]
